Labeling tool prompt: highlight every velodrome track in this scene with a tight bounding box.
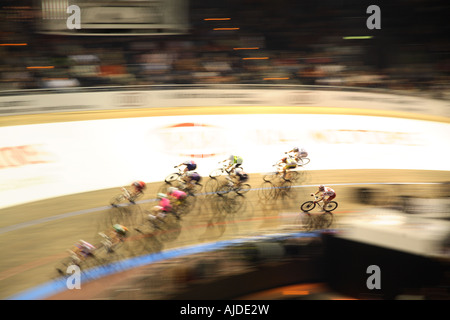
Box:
[1,106,449,300]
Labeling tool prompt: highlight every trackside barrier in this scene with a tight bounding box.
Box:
[7,231,320,300]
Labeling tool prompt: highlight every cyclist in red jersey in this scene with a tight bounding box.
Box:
[311,185,336,210]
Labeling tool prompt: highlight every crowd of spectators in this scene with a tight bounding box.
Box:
[0,0,448,100]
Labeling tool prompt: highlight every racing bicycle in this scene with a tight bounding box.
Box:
[55,245,99,276]
[110,187,143,207]
[164,166,186,184]
[215,180,251,196]
[300,194,338,212]
[285,152,310,167]
[209,161,233,178]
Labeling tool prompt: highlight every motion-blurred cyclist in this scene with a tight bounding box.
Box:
[311,185,336,210]
[148,193,173,227]
[175,160,197,174]
[182,171,202,194]
[287,147,308,164]
[167,186,187,203]
[167,187,187,219]
[99,224,129,252]
[70,240,96,265]
[227,167,249,187]
[223,154,243,174]
[129,180,147,203]
[276,156,298,180]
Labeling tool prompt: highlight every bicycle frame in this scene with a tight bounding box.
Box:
[301,193,338,212]
[209,162,231,178]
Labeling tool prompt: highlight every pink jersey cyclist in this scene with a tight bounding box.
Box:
[158,194,173,212]
[167,187,187,200]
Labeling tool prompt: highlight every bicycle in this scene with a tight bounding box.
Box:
[300,194,338,212]
[209,162,233,179]
[164,166,186,184]
[55,243,99,276]
[134,211,182,242]
[215,180,251,196]
[297,157,310,167]
[262,162,299,182]
[97,230,127,254]
[110,187,142,207]
[285,151,310,167]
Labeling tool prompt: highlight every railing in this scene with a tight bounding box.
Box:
[0,83,447,100]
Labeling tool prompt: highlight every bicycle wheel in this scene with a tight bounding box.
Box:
[301,201,316,212]
[209,168,225,178]
[299,158,310,166]
[285,171,299,182]
[236,183,251,195]
[156,182,173,195]
[165,172,181,183]
[204,178,219,196]
[216,182,232,196]
[110,193,126,207]
[262,172,278,182]
[324,201,338,212]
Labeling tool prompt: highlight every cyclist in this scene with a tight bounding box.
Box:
[287,147,308,164]
[229,167,249,187]
[311,185,336,210]
[129,180,146,203]
[148,193,173,227]
[100,224,129,252]
[167,187,187,219]
[224,154,243,174]
[175,160,197,174]
[182,171,202,193]
[276,156,298,180]
[70,240,96,265]
[167,186,187,202]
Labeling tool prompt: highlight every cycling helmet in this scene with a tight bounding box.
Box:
[157,193,167,199]
[228,155,235,161]
[133,181,146,189]
[113,224,128,235]
[293,147,299,152]
[319,185,325,191]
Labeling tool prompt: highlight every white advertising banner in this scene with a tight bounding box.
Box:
[0,113,449,209]
[1,87,449,119]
